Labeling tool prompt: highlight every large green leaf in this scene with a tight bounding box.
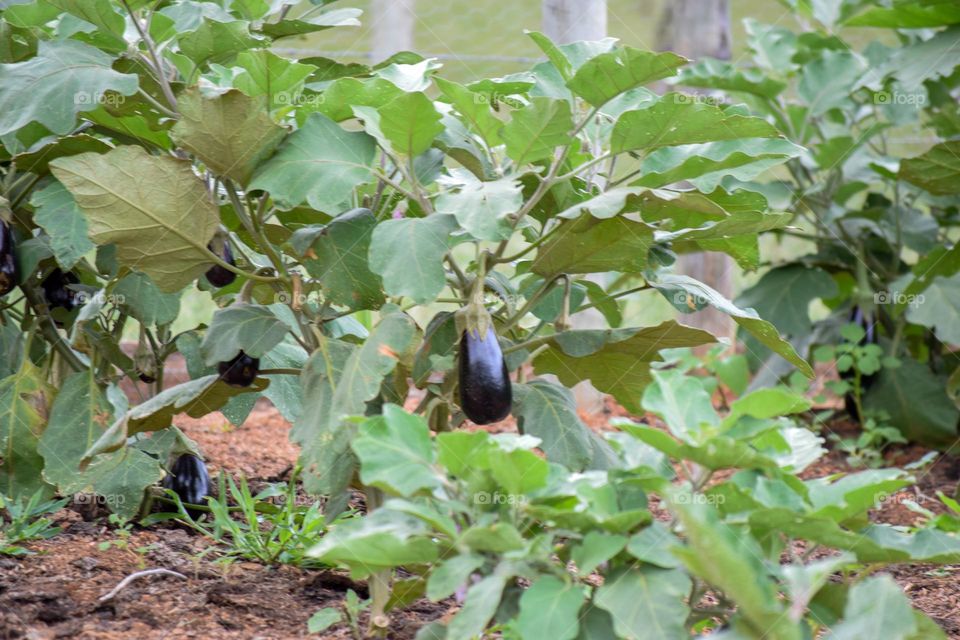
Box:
[797,50,863,117]
[828,576,917,640]
[200,303,292,364]
[675,57,786,98]
[368,214,459,304]
[641,368,718,442]
[879,26,960,92]
[374,91,443,157]
[258,7,361,37]
[845,1,960,27]
[533,322,716,413]
[899,140,960,195]
[311,77,403,123]
[736,265,839,339]
[512,380,595,471]
[234,50,317,110]
[516,576,586,640]
[434,77,502,145]
[594,566,690,640]
[48,0,125,46]
[30,180,94,270]
[435,175,521,242]
[171,88,287,186]
[670,493,800,640]
[291,313,419,498]
[532,214,654,276]
[352,405,440,497]
[652,273,813,376]
[113,272,182,326]
[501,97,573,166]
[0,39,138,136]
[82,375,268,464]
[177,19,261,65]
[250,113,376,212]
[864,359,959,448]
[612,97,781,153]
[0,361,54,499]
[50,146,220,292]
[568,47,686,107]
[295,208,385,311]
[905,273,960,344]
[447,565,514,640]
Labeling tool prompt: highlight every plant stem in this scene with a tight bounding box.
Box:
[224,181,289,285]
[121,0,178,112]
[21,284,85,372]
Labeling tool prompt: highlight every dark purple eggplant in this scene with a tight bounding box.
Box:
[205,241,237,288]
[163,453,211,517]
[458,326,512,425]
[218,351,260,387]
[41,268,80,311]
[0,220,18,296]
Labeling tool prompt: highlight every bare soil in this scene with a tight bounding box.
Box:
[2,397,959,638]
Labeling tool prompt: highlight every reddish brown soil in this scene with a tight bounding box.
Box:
[2,397,959,638]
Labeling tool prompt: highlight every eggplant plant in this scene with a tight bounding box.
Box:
[0,0,956,637]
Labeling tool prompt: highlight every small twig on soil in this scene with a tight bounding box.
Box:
[98,568,187,602]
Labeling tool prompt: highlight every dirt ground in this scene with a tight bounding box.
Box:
[2,397,959,639]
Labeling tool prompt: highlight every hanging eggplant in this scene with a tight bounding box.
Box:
[0,220,16,297]
[41,268,80,311]
[218,350,260,387]
[163,453,211,517]
[458,325,512,425]
[205,238,237,288]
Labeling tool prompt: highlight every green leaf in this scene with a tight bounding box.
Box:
[798,50,864,117]
[50,146,220,292]
[651,273,813,377]
[29,180,94,270]
[501,97,573,166]
[291,314,419,497]
[177,19,261,65]
[736,265,838,340]
[899,140,960,195]
[864,359,959,448]
[435,175,521,242]
[10,134,112,175]
[307,608,342,634]
[721,388,811,430]
[905,273,960,344]
[511,381,594,471]
[516,577,586,640]
[374,92,443,157]
[0,361,54,499]
[625,521,682,568]
[233,49,316,110]
[308,509,438,575]
[353,405,440,496]
[113,272,182,326]
[48,0,125,45]
[250,113,376,212]
[171,88,287,186]
[828,576,917,640]
[568,47,687,107]
[669,492,800,640]
[675,57,786,99]
[82,375,268,463]
[447,566,513,640]
[532,214,653,276]
[878,26,960,92]
[641,368,717,442]
[427,553,484,601]
[845,1,960,27]
[572,531,628,575]
[594,566,690,640]
[488,448,549,496]
[612,97,781,153]
[526,30,574,81]
[311,77,404,123]
[0,39,138,136]
[533,321,716,414]
[435,77,502,145]
[368,214,458,304]
[260,7,361,38]
[201,304,290,364]
[295,208,385,311]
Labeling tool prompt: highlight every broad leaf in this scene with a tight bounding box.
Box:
[864,359,959,448]
[512,381,594,471]
[368,214,459,304]
[250,113,376,212]
[435,175,521,242]
[352,405,440,497]
[0,361,54,499]
[568,47,686,107]
[171,89,287,186]
[0,39,138,136]
[501,97,573,166]
[899,140,960,195]
[736,265,839,339]
[51,146,220,292]
[376,91,444,157]
[594,566,690,640]
[532,214,654,276]
[201,303,291,364]
[30,180,94,270]
[516,577,586,640]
